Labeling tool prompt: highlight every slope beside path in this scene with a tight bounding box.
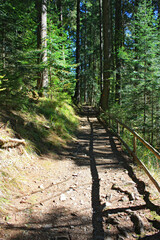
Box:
[0,109,160,240]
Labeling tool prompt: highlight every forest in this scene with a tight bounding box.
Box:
[0,0,160,160]
[0,1,160,239]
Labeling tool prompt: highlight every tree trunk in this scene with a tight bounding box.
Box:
[36,0,42,91]
[2,28,6,69]
[41,0,48,88]
[73,0,81,104]
[99,0,103,93]
[115,0,122,104]
[57,0,63,25]
[84,0,87,103]
[100,0,111,110]
[57,0,65,63]
[1,0,6,70]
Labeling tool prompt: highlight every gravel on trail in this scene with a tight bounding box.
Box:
[0,110,160,240]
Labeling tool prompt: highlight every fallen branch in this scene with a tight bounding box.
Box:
[0,137,26,148]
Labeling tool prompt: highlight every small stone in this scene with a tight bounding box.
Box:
[70,197,75,201]
[125,209,132,214]
[67,189,73,193]
[130,193,135,201]
[101,194,106,198]
[71,213,77,217]
[84,226,87,232]
[20,200,27,204]
[102,201,111,211]
[126,181,134,185]
[135,195,140,200]
[80,200,84,205]
[44,223,52,229]
[38,184,44,189]
[119,196,128,202]
[72,173,78,177]
[132,234,137,238]
[60,194,66,201]
[105,201,111,207]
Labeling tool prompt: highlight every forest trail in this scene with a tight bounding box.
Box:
[0,108,160,240]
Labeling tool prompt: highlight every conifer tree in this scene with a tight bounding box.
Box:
[119,0,160,146]
[100,0,112,110]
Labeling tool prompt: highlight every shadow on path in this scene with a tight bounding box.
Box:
[107,129,160,215]
[88,116,104,240]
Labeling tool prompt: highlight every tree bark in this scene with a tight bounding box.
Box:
[36,0,48,92]
[57,0,65,62]
[41,0,48,88]
[57,0,63,25]
[100,0,111,110]
[99,0,103,93]
[84,0,87,103]
[115,0,122,104]
[2,29,6,69]
[73,0,81,104]
[36,0,42,91]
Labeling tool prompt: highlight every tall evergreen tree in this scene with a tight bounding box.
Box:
[41,0,48,88]
[100,0,112,110]
[118,0,160,147]
[73,0,80,104]
[115,0,122,104]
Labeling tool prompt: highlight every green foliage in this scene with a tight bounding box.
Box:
[113,0,160,149]
[100,112,160,181]
[37,95,78,139]
[47,20,76,97]
[0,0,77,107]
[0,0,38,107]
[0,0,159,159]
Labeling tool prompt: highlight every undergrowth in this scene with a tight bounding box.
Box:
[0,93,79,216]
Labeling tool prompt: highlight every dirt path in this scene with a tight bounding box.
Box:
[1,110,160,240]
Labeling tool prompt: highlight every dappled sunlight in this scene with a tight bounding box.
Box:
[0,107,160,239]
